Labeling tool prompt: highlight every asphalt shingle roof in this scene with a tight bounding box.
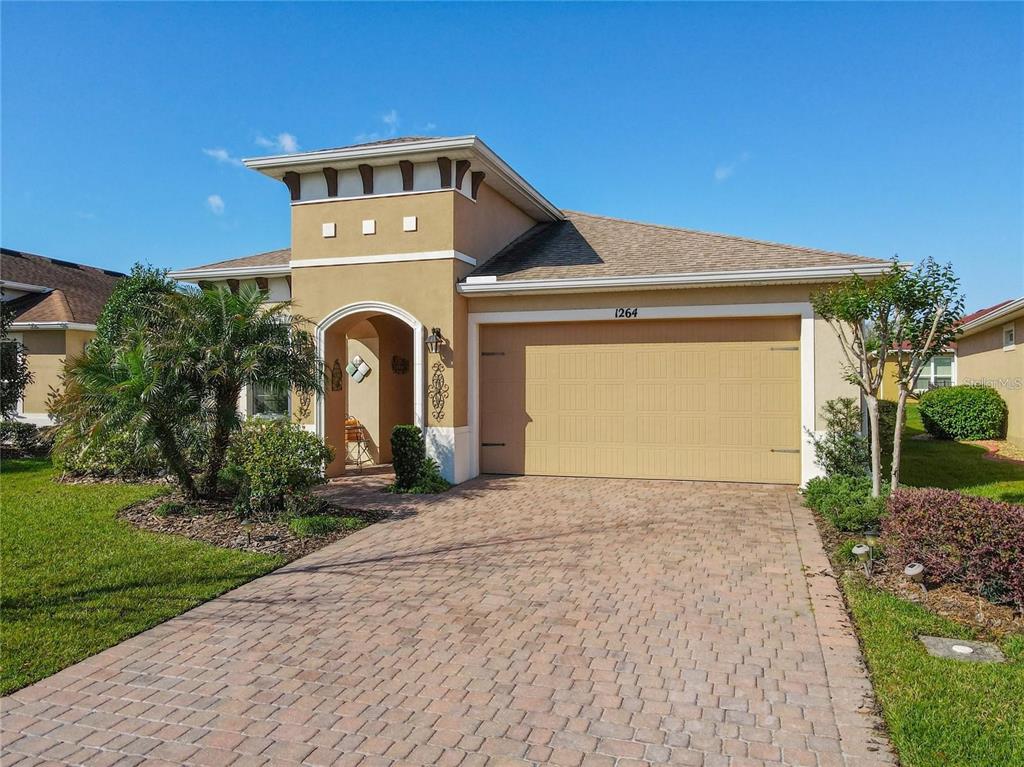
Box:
[1,248,124,324]
[180,248,291,272]
[468,211,890,282]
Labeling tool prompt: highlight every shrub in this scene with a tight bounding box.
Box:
[808,397,869,477]
[228,419,334,516]
[804,475,889,532]
[0,421,50,457]
[53,426,167,478]
[884,488,1024,611]
[289,514,366,538]
[919,385,1007,440]
[391,424,425,490]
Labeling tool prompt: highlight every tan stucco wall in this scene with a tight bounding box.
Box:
[291,191,456,260]
[18,330,77,415]
[453,184,536,264]
[957,310,1023,445]
[466,283,858,430]
[345,327,381,464]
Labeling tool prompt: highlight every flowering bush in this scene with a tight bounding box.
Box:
[919,385,1007,440]
[228,419,333,516]
[883,488,1024,611]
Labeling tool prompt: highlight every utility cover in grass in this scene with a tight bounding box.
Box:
[920,635,1005,663]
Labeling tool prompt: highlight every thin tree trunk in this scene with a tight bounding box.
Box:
[865,393,882,498]
[154,420,198,500]
[890,389,908,489]
[199,386,239,498]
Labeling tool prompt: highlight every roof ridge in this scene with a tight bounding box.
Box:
[561,210,890,265]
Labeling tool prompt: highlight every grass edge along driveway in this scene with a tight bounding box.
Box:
[1,458,282,695]
[843,577,1024,767]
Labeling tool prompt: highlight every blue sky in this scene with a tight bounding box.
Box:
[2,2,1021,310]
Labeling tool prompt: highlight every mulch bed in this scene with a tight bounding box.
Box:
[811,508,1024,639]
[118,496,385,561]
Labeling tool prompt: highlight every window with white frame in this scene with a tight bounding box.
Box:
[912,353,955,394]
[249,382,290,419]
[1004,323,1016,351]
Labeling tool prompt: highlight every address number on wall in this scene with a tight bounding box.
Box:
[614,307,639,319]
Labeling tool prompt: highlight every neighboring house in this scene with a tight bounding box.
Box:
[170,135,894,486]
[956,297,1023,446]
[879,348,956,401]
[0,248,123,425]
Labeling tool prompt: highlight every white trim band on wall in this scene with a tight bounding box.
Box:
[10,322,97,332]
[291,250,476,269]
[466,302,819,486]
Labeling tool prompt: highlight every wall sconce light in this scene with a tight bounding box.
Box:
[425,327,445,355]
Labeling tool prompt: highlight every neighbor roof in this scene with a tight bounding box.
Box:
[960,299,1015,327]
[1,248,124,325]
[466,210,891,283]
[177,248,291,273]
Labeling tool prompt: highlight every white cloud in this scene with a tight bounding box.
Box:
[206,194,225,215]
[255,132,300,153]
[353,110,402,143]
[714,152,751,183]
[421,121,437,131]
[75,211,97,220]
[202,147,242,166]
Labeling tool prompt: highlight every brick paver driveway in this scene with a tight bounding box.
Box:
[2,476,893,766]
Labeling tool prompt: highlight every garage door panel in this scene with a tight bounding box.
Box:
[480,318,800,484]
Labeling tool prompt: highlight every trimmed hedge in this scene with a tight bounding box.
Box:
[803,475,889,532]
[919,385,1007,440]
[391,424,425,490]
[883,488,1024,611]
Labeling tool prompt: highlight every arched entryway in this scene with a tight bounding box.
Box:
[316,302,423,477]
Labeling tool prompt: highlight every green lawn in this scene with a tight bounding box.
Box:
[0,458,282,695]
[899,405,1024,503]
[844,578,1024,767]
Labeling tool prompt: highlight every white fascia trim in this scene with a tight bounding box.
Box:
[168,264,291,282]
[291,250,476,269]
[959,297,1024,334]
[458,263,899,295]
[466,302,819,486]
[10,321,96,332]
[243,135,563,222]
[0,280,52,294]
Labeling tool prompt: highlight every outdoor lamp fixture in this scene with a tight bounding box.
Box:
[863,528,880,546]
[904,562,925,590]
[852,543,872,577]
[425,327,445,355]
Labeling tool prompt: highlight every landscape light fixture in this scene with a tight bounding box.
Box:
[852,543,872,577]
[425,327,445,355]
[904,562,925,591]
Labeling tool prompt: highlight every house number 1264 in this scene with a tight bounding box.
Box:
[614,307,639,319]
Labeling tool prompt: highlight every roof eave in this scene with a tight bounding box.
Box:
[168,264,291,282]
[459,262,900,296]
[10,321,96,332]
[958,297,1024,334]
[243,136,564,223]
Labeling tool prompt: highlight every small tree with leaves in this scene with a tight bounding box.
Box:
[0,304,33,419]
[811,263,903,497]
[887,258,964,487]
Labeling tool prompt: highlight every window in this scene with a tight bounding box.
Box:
[912,354,955,394]
[249,382,290,419]
[1004,323,1016,351]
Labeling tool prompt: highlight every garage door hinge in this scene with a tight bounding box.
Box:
[770,448,800,453]
[770,346,799,351]
[481,351,505,356]
[481,442,506,447]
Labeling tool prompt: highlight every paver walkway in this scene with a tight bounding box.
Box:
[1,475,894,766]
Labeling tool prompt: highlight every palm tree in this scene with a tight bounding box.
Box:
[171,285,322,497]
[53,324,201,498]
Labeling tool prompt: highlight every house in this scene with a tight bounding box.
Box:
[169,135,895,486]
[956,297,1023,446]
[0,248,124,425]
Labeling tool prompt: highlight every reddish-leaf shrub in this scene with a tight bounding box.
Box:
[883,488,1024,611]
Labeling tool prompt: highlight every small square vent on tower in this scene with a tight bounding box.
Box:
[362,219,376,235]
[403,216,418,232]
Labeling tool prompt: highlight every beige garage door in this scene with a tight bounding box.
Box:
[479,317,801,484]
